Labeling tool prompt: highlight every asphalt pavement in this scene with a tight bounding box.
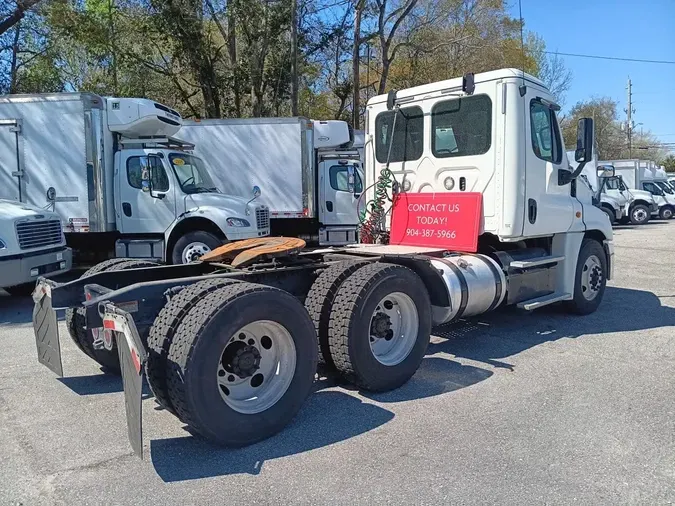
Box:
[1,222,674,505]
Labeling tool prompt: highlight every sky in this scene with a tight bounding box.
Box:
[511,0,675,154]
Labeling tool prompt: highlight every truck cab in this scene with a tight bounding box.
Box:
[641,167,675,220]
[114,137,269,264]
[0,199,72,295]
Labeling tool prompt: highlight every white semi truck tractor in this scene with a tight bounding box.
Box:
[0,94,269,266]
[31,68,614,457]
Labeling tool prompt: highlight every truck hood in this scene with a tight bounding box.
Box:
[0,199,54,220]
[628,189,656,203]
[601,195,621,208]
[184,192,256,213]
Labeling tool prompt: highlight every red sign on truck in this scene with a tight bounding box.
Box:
[389,192,482,252]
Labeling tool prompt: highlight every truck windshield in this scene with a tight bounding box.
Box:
[169,154,218,194]
[656,182,674,194]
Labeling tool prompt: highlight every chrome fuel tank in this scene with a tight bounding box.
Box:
[429,255,506,325]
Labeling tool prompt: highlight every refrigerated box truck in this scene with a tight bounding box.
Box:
[0,93,269,265]
[600,159,663,222]
[179,118,362,246]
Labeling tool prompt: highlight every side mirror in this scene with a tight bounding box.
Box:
[575,118,594,163]
[347,165,356,193]
[252,185,261,198]
[598,165,615,178]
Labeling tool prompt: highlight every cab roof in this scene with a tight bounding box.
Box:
[366,68,547,107]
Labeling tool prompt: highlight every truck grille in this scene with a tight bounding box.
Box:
[256,208,270,230]
[16,220,63,250]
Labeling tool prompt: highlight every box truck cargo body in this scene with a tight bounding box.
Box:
[0,94,269,264]
[179,118,362,246]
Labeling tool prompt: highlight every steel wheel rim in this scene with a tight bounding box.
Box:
[581,254,603,301]
[665,209,673,219]
[217,320,296,414]
[369,292,419,366]
[183,242,211,263]
[633,208,647,222]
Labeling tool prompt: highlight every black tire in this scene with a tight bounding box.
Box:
[327,263,431,392]
[660,206,674,220]
[618,216,630,225]
[629,204,650,225]
[65,259,159,373]
[171,230,223,265]
[304,260,370,369]
[564,239,607,315]
[600,206,616,225]
[165,283,317,446]
[146,278,241,414]
[4,282,36,297]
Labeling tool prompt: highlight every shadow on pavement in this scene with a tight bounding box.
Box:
[58,373,153,397]
[428,286,675,370]
[328,356,493,403]
[150,389,394,481]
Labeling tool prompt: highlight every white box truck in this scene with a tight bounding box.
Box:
[0,199,72,295]
[599,159,661,223]
[31,68,615,455]
[178,118,362,246]
[0,93,269,265]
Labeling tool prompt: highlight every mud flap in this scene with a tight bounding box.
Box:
[32,283,63,377]
[102,303,148,459]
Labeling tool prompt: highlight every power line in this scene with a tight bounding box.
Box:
[544,51,675,65]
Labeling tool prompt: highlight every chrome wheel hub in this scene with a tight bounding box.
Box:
[581,255,603,301]
[182,242,211,263]
[369,292,418,366]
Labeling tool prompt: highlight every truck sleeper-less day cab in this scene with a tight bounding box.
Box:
[31,69,613,457]
[179,118,363,246]
[0,200,72,295]
[0,94,269,265]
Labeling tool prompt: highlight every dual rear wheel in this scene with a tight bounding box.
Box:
[146,262,432,445]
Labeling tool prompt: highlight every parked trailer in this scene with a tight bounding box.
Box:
[31,68,614,457]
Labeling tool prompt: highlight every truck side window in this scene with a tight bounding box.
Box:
[605,178,620,190]
[375,106,424,163]
[431,95,491,158]
[530,100,562,164]
[127,156,169,192]
[330,165,363,193]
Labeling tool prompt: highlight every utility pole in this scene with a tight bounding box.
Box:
[352,0,364,130]
[625,77,633,158]
[290,0,299,116]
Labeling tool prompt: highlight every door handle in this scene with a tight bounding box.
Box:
[326,201,334,212]
[528,199,537,224]
[123,202,132,217]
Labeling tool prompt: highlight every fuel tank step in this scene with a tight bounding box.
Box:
[509,255,565,269]
[517,292,572,311]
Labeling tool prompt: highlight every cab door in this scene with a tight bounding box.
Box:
[319,160,363,226]
[117,151,177,234]
[522,96,576,236]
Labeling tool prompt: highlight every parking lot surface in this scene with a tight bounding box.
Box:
[1,222,674,505]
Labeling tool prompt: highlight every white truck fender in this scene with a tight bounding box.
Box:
[164,205,260,248]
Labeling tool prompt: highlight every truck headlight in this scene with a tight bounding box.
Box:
[226,218,250,227]
[0,238,5,249]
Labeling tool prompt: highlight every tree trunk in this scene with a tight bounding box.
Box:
[378,55,390,95]
[352,0,364,130]
[227,0,241,116]
[9,21,21,93]
[290,0,298,116]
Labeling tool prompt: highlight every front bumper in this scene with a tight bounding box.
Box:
[0,247,72,288]
[227,227,270,241]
